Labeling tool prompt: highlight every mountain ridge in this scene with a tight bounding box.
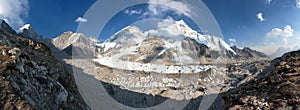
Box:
[17,24,43,43]
[97,20,268,65]
[270,46,300,58]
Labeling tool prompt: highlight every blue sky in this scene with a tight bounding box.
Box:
[0,0,299,54]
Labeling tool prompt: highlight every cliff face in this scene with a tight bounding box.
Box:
[0,28,89,109]
[223,50,300,110]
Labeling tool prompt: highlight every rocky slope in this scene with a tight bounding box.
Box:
[0,22,89,109]
[223,50,300,109]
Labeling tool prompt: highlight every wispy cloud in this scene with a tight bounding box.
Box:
[256,12,266,22]
[266,25,294,44]
[0,0,29,28]
[75,17,87,23]
[266,0,272,4]
[144,0,192,17]
[228,38,236,46]
[296,0,300,8]
[229,38,236,43]
[124,9,142,15]
[156,16,175,28]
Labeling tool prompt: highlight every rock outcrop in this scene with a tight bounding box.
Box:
[0,26,89,109]
[223,50,300,110]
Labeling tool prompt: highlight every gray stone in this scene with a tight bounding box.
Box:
[31,61,40,69]
[40,66,47,71]
[15,62,25,73]
[24,95,36,106]
[18,77,27,85]
[55,82,69,104]
[20,85,31,92]
[11,82,20,91]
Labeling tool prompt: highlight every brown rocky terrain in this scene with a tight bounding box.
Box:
[0,27,89,109]
[223,50,300,109]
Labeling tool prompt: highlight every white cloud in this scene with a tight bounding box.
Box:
[0,0,29,28]
[124,9,142,15]
[266,25,294,44]
[266,0,272,4]
[256,12,266,22]
[157,17,175,28]
[75,17,87,23]
[228,38,236,46]
[229,38,236,43]
[145,0,192,17]
[296,0,300,8]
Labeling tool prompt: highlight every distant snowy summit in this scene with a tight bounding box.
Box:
[269,46,300,58]
[51,31,99,58]
[92,20,242,73]
[100,20,236,55]
[17,24,43,43]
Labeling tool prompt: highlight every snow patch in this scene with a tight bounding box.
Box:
[19,24,31,31]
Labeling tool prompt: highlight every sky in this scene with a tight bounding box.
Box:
[0,0,299,55]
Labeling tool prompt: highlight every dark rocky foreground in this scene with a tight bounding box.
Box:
[223,50,300,109]
[0,30,89,109]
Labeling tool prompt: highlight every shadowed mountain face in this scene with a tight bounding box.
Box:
[229,46,269,59]
[0,20,16,35]
[223,50,300,109]
[0,21,89,109]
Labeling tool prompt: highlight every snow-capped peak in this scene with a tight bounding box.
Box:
[100,19,236,55]
[19,24,31,31]
[146,20,236,55]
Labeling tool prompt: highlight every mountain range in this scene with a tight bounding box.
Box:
[96,20,268,65]
[4,19,269,63]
